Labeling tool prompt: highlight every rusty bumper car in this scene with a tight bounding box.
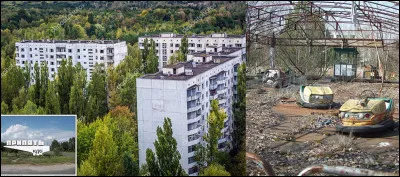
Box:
[336,91,395,133]
[296,85,334,109]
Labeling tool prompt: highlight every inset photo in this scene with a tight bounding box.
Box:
[1,115,76,175]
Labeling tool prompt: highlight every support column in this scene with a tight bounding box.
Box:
[269,33,276,68]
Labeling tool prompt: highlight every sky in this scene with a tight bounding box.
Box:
[1,115,76,145]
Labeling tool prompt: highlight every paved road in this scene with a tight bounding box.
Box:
[1,164,75,175]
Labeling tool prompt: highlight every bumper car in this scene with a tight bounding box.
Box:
[297,85,334,109]
[336,90,395,133]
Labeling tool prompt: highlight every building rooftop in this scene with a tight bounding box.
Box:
[18,39,124,44]
[141,56,236,81]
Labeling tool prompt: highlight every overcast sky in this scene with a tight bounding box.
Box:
[1,115,76,146]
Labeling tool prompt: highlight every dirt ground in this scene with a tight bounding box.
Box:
[246,80,399,176]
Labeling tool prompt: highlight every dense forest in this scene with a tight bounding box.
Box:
[1,1,246,176]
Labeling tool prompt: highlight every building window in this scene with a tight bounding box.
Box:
[197,44,202,48]
[188,166,198,175]
[188,144,197,153]
[170,43,173,47]
[21,48,25,52]
[68,49,72,53]
[30,54,32,57]
[188,156,196,164]
[51,68,55,71]
[78,56,80,59]
[77,49,80,52]
[30,48,32,51]
[51,62,54,65]
[100,50,104,53]
[171,50,173,53]
[163,56,167,61]
[21,55,25,58]
[175,44,180,47]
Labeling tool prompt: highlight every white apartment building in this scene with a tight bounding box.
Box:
[136,46,245,176]
[138,33,246,69]
[15,40,127,84]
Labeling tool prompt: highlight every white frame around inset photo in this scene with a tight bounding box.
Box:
[1,115,77,176]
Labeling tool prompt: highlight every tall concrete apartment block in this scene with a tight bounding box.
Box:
[138,33,245,69]
[137,46,245,176]
[15,40,127,83]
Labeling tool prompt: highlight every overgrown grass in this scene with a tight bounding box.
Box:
[1,152,75,165]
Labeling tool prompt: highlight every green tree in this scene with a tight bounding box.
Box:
[33,62,41,106]
[86,95,99,124]
[233,63,246,151]
[1,101,9,114]
[116,28,123,39]
[123,152,139,176]
[77,119,102,167]
[50,139,61,151]
[39,61,49,107]
[168,51,185,65]
[117,72,142,113]
[19,100,39,114]
[61,141,69,151]
[179,35,188,61]
[86,123,119,176]
[200,163,230,176]
[11,87,27,113]
[71,24,88,39]
[23,62,31,89]
[1,65,25,107]
[45,81,60,114]
[195,99,227,168]
[57,58,75,114]
[146,117,187,176]
[87,64,107,119]
[145,39,158,74]
[69,66,86,118]
[68,137,75,152]
[141,38,149,73]
[78,160,97,176]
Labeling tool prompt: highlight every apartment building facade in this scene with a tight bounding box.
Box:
[138,33,245,69]
[136,46,245,176]
[15,40,127,84]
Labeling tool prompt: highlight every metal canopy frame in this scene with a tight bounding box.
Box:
[247,1,399,49]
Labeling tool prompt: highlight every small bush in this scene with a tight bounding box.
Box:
[18,151,32,157]
[54,147,62,156]
[43,151,54,157]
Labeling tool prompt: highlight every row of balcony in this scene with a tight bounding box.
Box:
[187,92,201,101]
[188,123,202,136]
[188,133,202,142]
[187,104,201,113]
